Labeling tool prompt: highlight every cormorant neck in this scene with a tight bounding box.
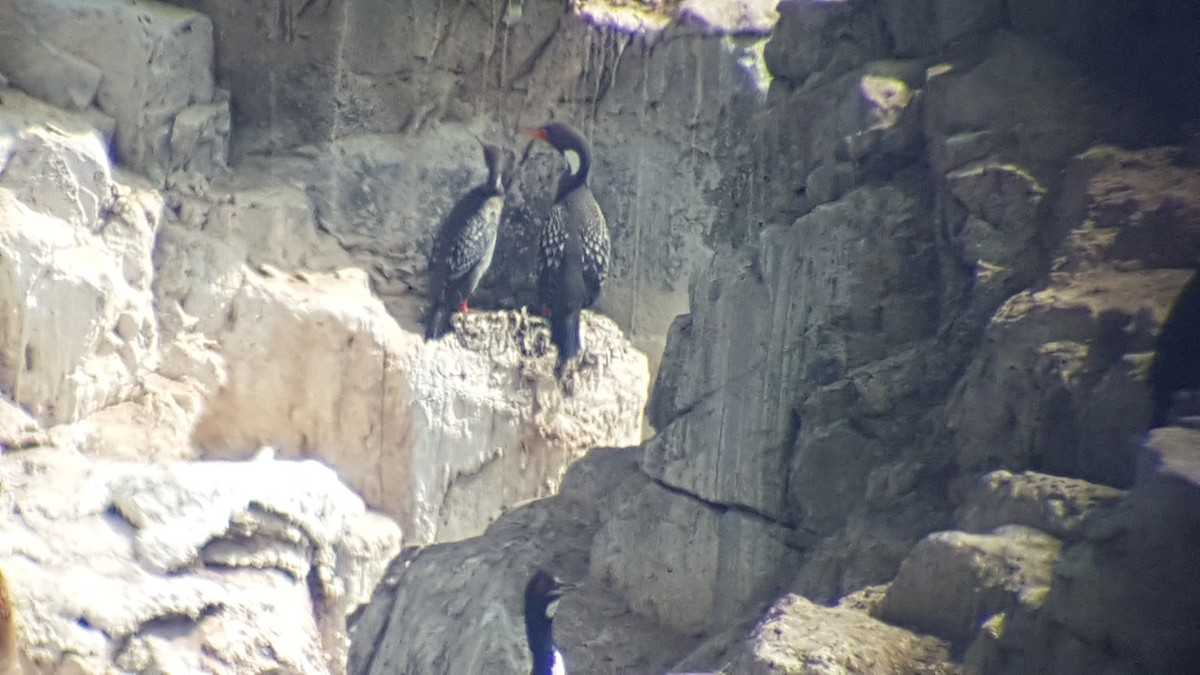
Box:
[482,145,504,195]
[525,613,558,675]
[555,145,589,200]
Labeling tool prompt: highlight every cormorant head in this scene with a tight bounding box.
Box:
[477,138,505,194]
[524,569,568,625]
[521,122,591,182]
[524,569,575,674]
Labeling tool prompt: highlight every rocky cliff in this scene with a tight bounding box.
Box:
[1,0,1199,673]
[342,0,1200,673]
[0,0,652,671]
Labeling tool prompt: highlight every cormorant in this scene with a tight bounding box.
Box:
[424,139,505,340]
[522,122,610,366]
[524,570,571,675]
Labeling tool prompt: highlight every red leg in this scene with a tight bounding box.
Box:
[541,306,551,318]
[458,299,469,313]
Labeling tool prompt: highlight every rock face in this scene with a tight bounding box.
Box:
[184,265,648,544]
[0,0,229,180]
[347,449,703,675]
[0,447,401,674]
[3,0,1200,673]
[349,0,1200,671]
[722,594,957,675]
[0,0,655,672]
[878,526,1062,647]
[166,0,779,370]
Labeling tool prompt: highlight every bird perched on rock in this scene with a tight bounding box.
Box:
[524,570,572,675]
[522,122,610,367]
[424,139,506,340]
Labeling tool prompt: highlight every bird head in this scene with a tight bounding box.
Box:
[475,137,505,193]
[520,123,589,180]
[524,569,575,621]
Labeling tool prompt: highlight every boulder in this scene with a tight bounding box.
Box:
[0,0,229,180]
[187,266,649,545]
[765,0,878,85]
[0,447,400,674]
[722,593,958,675]
[955,470,1125,540]
[945,268,1192,487]
[1015,427,1200,674]
[0,89,160,427]
[877,526,1061,647]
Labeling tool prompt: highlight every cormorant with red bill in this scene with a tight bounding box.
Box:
[522,122,611,367]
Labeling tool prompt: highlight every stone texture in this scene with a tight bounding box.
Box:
[722,593,958,675]
[0,0,229,180]
[646,179,938,521]
[925,32,1148,296]
[969,427,1200,674]
[877,526,1061,647]
[167,0,775,369]
[1058,146,1200,271]
[0,88,160,427]
[590,475,804,634]
[924,32,1139,170]
[879,0,1006,57]
[945,268,1192,487]
[955,470,1126,541]
[347,448,701,675]
[765,0,878,85]
[0,447,400,674]
[177,263,648,545]
[2,0,1199,673]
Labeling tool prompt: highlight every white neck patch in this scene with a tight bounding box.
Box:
[545,598,560,618]
[563,149,581,176]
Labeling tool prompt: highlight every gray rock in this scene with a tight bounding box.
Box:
[1001,427,1200,674]
[720,593,959,675]
[1057,146,1200,271]
[924,33,1141,168]
[0,448,400,674]
[0,21,101,111]
[945,162,1046,279]
[590,475,804,634]
[765,0,877,85]
[647,180,938,520]
[168,97,231,175]
[347,448,701,675]
[877,525,1062,647]
[880,0,1006,57]
[0,0,224,180]
[946,268,1192,487]
[955,470,1126,541]
[0,122,111,230]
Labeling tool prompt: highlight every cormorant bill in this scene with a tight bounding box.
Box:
[522,122,611,367]
[424,138,506,340]
[524,570,573,675]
